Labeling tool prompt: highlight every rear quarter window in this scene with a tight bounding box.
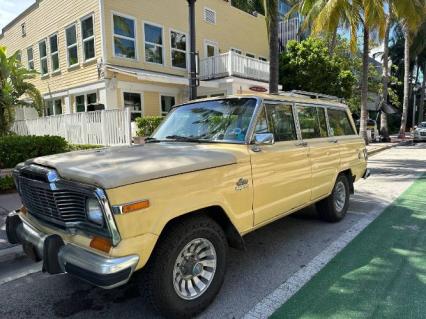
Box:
[327,108,356,136]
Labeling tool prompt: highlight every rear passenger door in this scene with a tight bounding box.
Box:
[296,104,340,200]
[251,103,311,226]
[327,108,362,174]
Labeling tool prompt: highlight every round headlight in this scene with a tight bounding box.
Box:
[86,198,104,226]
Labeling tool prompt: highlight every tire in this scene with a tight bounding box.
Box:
[316,174,350,223]
[144,215,228,318]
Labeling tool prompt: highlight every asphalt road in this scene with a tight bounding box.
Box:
[0,143,425,319]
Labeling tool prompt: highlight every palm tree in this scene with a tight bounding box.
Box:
[397,3,425,137]
[264,0,280,94]
[299,0,386,143]
[413,26,426,123]
[0,46,42,136]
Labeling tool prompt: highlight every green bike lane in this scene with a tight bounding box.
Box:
[271,174,426,319]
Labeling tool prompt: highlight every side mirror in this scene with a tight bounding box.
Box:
[254,133,275,145]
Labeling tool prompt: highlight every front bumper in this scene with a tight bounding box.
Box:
[413,133,426,141]
[6,211,139,289]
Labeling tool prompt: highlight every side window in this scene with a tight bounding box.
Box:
[265,104,297,141]
[254,109,269,134]
[297,105,328,139]
[328,109,356,136]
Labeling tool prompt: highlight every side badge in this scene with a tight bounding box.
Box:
[235,178,249,191]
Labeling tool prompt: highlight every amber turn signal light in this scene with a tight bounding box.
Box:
[90,236,112,253]
[122,200,150,214]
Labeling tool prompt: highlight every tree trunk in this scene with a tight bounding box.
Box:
[268,0,279,94]
[418,62,425,123]
[399,26,410,138]
[380,11,392,142]
[360,25,370,144]
[328,28,338,56]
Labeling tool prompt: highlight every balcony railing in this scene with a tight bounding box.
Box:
[199,51,270,82]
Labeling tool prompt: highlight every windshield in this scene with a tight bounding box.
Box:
[419,122,426,128]
[152,98,257,143]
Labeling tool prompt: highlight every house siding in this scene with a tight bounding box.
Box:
[0,0,102,96]
[102,0,269,75]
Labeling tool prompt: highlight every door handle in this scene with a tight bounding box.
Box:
[295,141,308,147]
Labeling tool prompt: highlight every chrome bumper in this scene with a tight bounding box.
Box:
[6,211,139,289]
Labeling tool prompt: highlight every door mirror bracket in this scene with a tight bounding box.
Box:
[253,133,275,146]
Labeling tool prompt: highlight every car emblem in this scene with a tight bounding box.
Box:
[235,178,249,191]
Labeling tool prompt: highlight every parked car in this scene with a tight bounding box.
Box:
[356,119,380,142]
[6,93,368,318]
[413,121,426,142]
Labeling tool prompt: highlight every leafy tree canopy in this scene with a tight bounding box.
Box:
[279,37,356,100]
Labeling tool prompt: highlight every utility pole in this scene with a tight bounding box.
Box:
[187,0,197,100]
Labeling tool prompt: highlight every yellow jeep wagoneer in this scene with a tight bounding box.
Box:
[6,92,368,317]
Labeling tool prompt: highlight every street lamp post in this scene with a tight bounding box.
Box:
[187,0,197,100]
[412,86,418,128]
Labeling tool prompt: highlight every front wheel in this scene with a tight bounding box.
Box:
[144,216,227,318]
[316,174,350,222]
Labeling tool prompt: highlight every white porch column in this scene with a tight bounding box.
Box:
[64,95,72,114]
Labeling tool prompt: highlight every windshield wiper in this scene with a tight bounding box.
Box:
[144,137,162,143]
[165,135,213,143]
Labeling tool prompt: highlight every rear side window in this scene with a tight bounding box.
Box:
[265,104,297,141]
[297,105,328,139]
[327,109,356,136]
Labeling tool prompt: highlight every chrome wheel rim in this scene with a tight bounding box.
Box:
[334,181,346,213]
[173,238,217,300]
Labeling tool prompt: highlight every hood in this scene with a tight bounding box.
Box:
[28,143,240,189]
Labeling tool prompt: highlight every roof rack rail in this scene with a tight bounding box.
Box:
[283,90,343,102]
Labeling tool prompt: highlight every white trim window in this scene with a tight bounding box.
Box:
[113,13,136,59]
[39,39,48,75]
[204,40,218,58]
[161,95,176,116]
[81,15,95,61]
[259,57,268,62]
[75,92,97,113]
[27,47,34,70]
[231,48,242,55]
[246,53,256,59]
[66,24,79,67]
[170,30,187,69]
[49,34,60,72]
[124,92,143,121]
[144,22,164,65]
[45,99,62,116]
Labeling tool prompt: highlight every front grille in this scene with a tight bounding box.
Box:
[19,176,88,227]
[421,132,426,136]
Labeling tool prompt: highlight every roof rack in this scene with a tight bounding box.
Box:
[281,90,343,103]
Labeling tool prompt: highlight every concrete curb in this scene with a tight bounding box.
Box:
[0,245,25,263]
[367,140,411,156]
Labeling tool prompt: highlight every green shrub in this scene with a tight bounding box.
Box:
[0,175,15,192]
[136,116,163,137]
[67,144,103,151]
[0,135,69,169]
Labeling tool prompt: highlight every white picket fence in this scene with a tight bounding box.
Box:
[11,108,132,146]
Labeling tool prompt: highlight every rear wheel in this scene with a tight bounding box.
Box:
[144,216,227,318]
[316,174,350,222]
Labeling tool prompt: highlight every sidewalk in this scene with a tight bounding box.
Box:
[271,174,426,319]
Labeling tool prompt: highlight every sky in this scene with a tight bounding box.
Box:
[0,0,35,32]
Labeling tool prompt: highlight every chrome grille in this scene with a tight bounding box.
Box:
[19,176,88,227]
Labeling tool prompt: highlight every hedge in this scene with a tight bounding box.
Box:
[0,175,15,192]
[136,116,163,137]
[0,135,69,169]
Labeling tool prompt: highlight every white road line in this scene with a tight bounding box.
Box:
[242,208,383,319]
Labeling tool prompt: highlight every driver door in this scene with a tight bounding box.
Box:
[250,103,311,226]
